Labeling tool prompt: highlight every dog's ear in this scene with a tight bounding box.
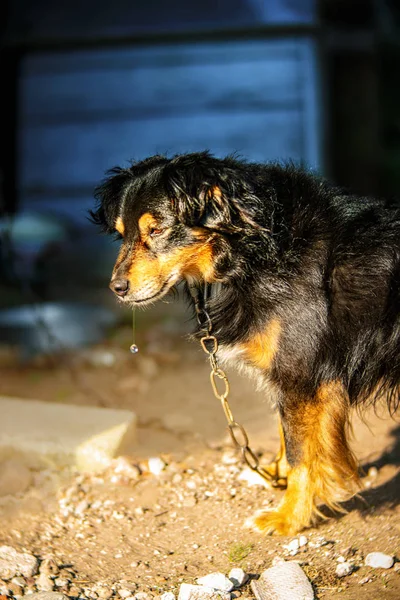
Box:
[164,153,261,233]
[90,167,130,234]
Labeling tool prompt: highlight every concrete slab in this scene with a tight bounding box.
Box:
[0,395,137,473]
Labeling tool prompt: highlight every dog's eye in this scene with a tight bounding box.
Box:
[149,227,164,237]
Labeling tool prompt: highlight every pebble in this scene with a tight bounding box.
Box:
[251,562,314,600]
[119,589,134,598]
[237,468,268,487]
[283,539,300,556]
[36,573,54,592]
[308,536,328,548]
[54,578,69,588]
[7,582,23,595]
[178,584,231,600]
[0,546,39,579]
[96,588,113,599]
[228,568,248,588]
[359,577,372,585]
[160,594,175,600]
[0,582,9,596]
[196,572,234,592]
[221,451,238,465]
[39,559,59,578]
[111,457,141,481]
[134,593,151,600]
[148,458,166,476]
[365,552,394,569]
[12,577,27,587]
[298,535,308,548]
[335,562,354,578]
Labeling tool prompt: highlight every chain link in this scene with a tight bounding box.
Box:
[199,328,283,487]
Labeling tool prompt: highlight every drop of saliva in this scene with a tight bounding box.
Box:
[130,344,139,354]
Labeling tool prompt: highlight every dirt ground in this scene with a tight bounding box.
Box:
[0,301,399,599]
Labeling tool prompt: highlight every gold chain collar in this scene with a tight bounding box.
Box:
[191,284,285,488]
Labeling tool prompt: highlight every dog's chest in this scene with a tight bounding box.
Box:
[217,318,281,388]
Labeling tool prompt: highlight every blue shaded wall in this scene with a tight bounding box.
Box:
[19,39,320,226]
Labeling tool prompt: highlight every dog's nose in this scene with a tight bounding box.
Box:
[110,278,129,296]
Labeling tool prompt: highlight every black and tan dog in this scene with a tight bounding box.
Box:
[91,151,400,535]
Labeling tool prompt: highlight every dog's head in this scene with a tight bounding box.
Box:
[90,151,261,306]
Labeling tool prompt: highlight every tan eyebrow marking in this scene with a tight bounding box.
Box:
[115,216,125,236]
[138,212,159,238]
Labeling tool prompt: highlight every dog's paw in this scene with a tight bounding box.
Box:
[246,508,305,536]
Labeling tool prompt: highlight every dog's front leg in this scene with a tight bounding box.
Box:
[249,381,361,535]
[262,419,290,488]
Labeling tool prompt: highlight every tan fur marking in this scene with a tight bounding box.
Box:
[177,243,215,281]
[252,381,361,535]
[115,216,125,236]
[138,212,159,238]
[242,320,281,370]
[127,240,215,289]
[208,186,222,200]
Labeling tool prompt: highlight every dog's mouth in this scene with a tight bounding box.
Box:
[119,275,176,306]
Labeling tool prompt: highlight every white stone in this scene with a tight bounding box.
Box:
[95,588,113,599]
[160,594,176,600]
[119,589,134,598]
[196,573,234,593]
[221,451,238,465]
[336,562,354,578]
[0,395,136,473]
[178,584,231,600]
[111,457,140,480]
[36,573,54,592]
[148,457,166,476]
[299,535,308,547]
[238,467,269,487]
[229,567,248,587]
[283,539,300,556]
[251,562,314,600]
[0,546,39,578]
[54,578,69,587]
[365,552,394,569]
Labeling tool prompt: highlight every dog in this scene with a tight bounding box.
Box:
[90,151,400,535]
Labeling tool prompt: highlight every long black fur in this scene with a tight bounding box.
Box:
[91,151,400,417]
